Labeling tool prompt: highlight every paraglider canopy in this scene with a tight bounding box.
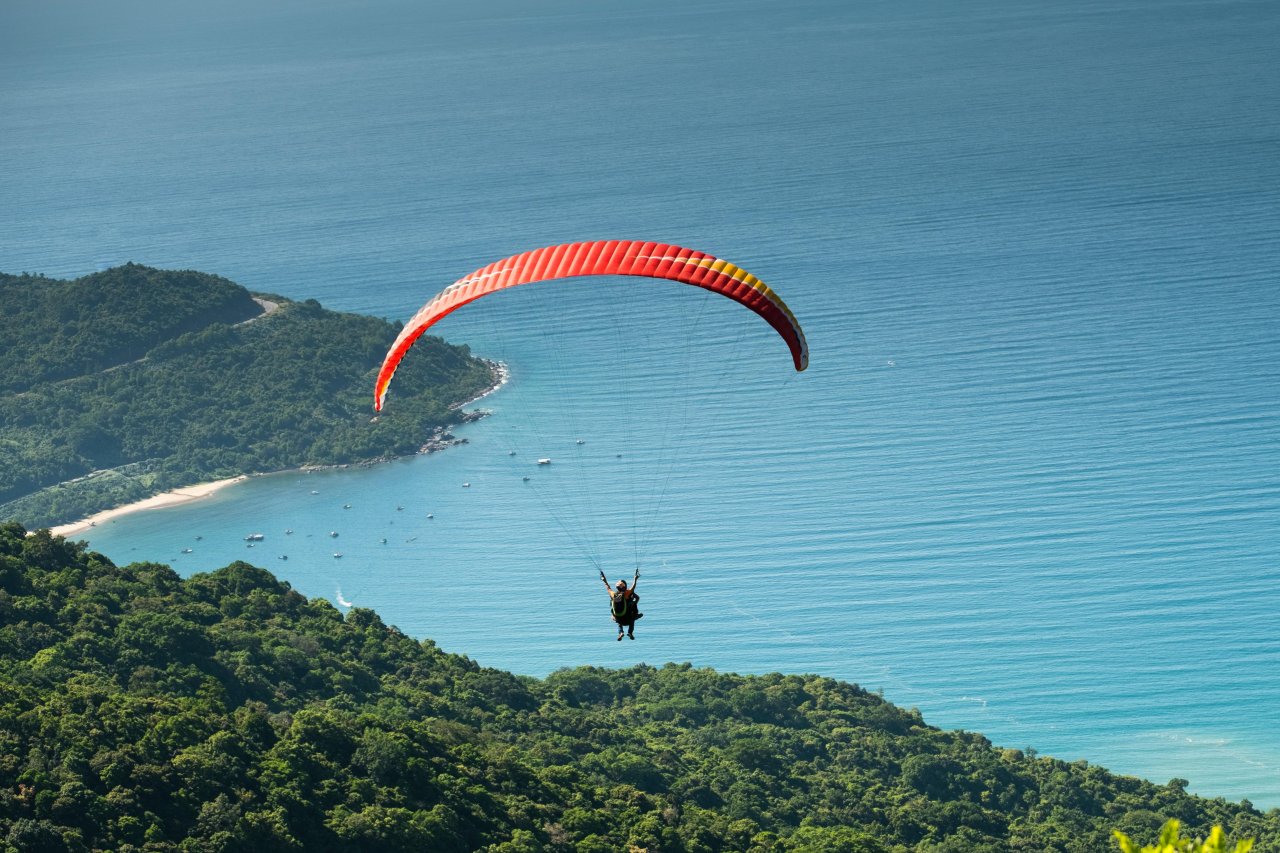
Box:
[374,240,807,411]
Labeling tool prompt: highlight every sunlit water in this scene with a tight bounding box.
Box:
[3,0,1278,805]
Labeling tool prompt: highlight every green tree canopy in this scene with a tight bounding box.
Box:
[1,522,1276,852]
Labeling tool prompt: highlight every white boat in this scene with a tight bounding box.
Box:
[244,533,265,541]
[463,482,471,487]
[537,458,552,465]
[576,439,585,445]
[181,548,193,554]
[333,552,342,558]
[330,531,339,538]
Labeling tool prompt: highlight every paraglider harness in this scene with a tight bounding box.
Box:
[603,569,642,624]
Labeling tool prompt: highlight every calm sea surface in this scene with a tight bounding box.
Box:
[3,0,1279,806]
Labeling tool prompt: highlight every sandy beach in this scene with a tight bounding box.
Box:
[46,360,509,540]
[49,476,248,539]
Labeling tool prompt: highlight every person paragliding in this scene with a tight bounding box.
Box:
[374,241,807,633]
[601,569,642,640]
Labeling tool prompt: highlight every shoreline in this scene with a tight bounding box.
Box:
[49,476,249,538]
[454,358,509,410]
[47,359,510,540]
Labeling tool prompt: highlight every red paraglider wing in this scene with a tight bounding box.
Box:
[375,240,807,411]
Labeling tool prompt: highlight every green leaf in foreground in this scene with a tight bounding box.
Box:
[1115,819,1254,853]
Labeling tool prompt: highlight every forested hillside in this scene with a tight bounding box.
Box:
[0,265,494,527]
[0,524,1272,852]
[0,266,261,394]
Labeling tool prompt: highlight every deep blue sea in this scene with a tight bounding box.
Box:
[4,0,1279,806]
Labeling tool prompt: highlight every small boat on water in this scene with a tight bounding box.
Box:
[278,555,288,561]
[333,552,342,558]
[181,548,193,554]
[462,482,471,488]
[244,533,265,542]
[522,476,530,481]
[330,531,339,538]
[343,504,351,509]
[426,514,434,519]
[576,439,585,445]
[285,529,293,535]
[537,458,552,465]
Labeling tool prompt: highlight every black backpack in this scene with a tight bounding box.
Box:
[611,590,638,619]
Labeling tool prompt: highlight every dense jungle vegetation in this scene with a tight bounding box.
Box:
[0,265,494,527]
[0,524,1272,852]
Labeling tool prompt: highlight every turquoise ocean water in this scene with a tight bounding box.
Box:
[3,0,1279,805]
